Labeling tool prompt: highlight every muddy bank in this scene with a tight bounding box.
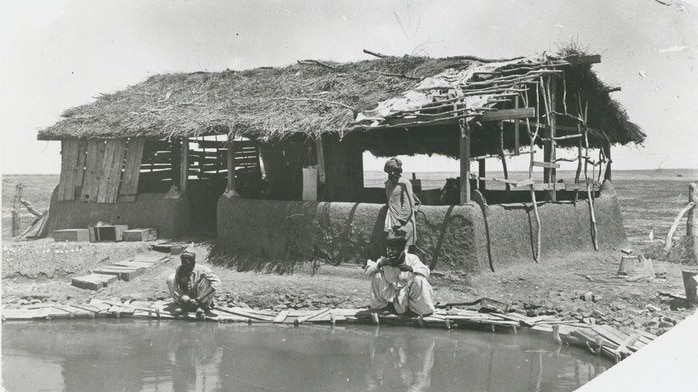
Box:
[2,238,695,339]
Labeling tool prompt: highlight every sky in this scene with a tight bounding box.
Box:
[1,0,697,174]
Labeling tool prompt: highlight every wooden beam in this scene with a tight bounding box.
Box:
[459,120,471,204]
[503,120,599,134]
[180,139,189,193]
[533,161,561,169]
[514,95,520,154]
[478,159,486,190]
[226,138,238,197]
[563,54,601,66]
[481,107,535,122]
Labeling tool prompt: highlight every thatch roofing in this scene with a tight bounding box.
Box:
[38,49,644,158]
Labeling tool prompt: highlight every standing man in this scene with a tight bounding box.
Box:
[364,233,435,317]
[383,157,420,252]
[166,251,222,314]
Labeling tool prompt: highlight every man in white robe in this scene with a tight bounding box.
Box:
[364,234,436,317]
[166,251,222,314]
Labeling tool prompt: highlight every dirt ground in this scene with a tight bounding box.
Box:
[2,237,695,337]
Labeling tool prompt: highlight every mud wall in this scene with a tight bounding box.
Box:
[217,181,627,274]
[217,196,488,273]
[483,182,626,268]
[46,187,191,239]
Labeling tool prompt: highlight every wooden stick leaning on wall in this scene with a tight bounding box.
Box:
[580,102,598,251]
[498,121,510,192]
[524,83,542,262]
[12,184,24,237]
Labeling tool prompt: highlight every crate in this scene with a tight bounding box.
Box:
[123,228,158,242]
[71,274,118,290]
[89,225,129,242]
[54,229,90,242]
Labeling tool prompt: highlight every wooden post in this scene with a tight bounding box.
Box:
[12,184,24,237]
[603,141,612,182]
[171,141,181,186]
[544,77,557,201]
[688,183,698,263]
[499,122,510,192]
[478,159,486,191]
[225,138,239,197]
[180,139,189,193]
[514,95,520,154]
[459,119,471,204]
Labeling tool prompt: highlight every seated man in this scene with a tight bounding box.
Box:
[166,251,221,314]
[364,233,436,317]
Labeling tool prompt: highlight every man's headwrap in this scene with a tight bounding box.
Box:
[386,232,407,250]
[181,251,196,262]
[383,158,403,174]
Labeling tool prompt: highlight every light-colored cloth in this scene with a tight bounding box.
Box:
[365,253,435,316]
[166,264,222,308]
[384,177,418,246]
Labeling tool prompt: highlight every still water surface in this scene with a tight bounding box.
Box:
[2,320,610,392]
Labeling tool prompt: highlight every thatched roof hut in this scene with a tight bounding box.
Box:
[38,50,644,155]
[40,48,645,243]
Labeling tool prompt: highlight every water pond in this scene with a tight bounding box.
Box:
[2,320,610,391]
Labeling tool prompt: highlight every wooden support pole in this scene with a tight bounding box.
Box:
[225,138,239,197]
[575,124,583,184]
[547,77,558,201]
[498,122,510,192]
[514,95,520,154]
[688,183,698,263]
[459,119,471,204]
[171,141,181,185]
[603,140,612,182]
[180,139,189,193]
[478,159,486,190]
[12,183,24,237]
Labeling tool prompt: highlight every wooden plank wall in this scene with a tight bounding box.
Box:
[119,138,145,202]
[81,141,107,202]
[57,140,81,201]
[96,140,127,203]
[55,138,145,204]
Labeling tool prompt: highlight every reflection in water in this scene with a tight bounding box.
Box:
[367,327,435,392]
[2,321,610,392]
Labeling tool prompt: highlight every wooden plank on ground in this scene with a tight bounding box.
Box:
[54,229,90,242]
[57,140,80,201]
[1,308,46,321]
[97,140,127,203]
[93,266,146,281]
[123,228,158,242]
[297,308,331,324]
[71,274,118,290]
[81,140,106,202]
[110,260,154,269]
[215,307,275,321]
[133,252,169,263]
[118,138,145,202]
[273,310,290,323]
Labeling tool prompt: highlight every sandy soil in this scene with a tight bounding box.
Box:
[2,238,695,337]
